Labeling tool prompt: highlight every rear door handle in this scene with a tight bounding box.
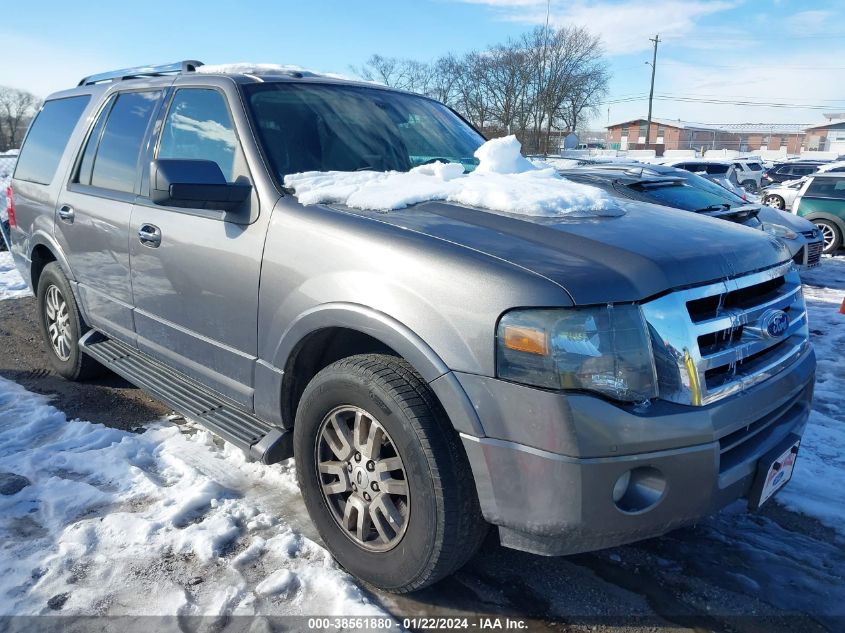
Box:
[58,205,75,224]
[138,223,162,248]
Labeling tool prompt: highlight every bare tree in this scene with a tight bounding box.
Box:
[0,87,40,151]
[354,24,609,155]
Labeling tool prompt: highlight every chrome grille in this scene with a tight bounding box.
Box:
[640,262,810,406]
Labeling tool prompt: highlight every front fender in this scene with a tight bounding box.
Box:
[253,302,485,436]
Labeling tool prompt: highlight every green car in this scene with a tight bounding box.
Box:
[793,173,845,254]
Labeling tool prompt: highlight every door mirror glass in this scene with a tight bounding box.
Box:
[150,159,251,211]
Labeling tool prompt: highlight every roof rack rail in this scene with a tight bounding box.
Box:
[78,60,204,86]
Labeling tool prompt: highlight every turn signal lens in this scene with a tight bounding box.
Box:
[502,325,548,355]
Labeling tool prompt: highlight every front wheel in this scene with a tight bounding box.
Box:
[763,194,785,210]
[814,219,842,255]
[294,354,487,592]
[36,262,102,380]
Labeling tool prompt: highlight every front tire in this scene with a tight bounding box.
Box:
[763,194,785,210]
[294,354,487,592]
[36,262,102,380]
[814,219,842,255]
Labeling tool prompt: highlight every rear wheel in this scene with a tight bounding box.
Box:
[36,262,102,380]
[763,194,785,210]
[294,354,487,592]
[814,219,842,254]
[742,180,758,193]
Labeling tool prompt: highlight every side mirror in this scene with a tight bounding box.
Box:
[150,159,251,211]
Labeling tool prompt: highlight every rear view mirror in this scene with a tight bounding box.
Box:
[150,159,251,211]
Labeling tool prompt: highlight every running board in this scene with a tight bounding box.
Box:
[80,332,292,464]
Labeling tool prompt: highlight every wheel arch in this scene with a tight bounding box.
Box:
[254,303,485,437]
[29,232,74,290]
[803,212,845,239]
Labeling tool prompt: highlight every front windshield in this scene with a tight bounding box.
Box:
[243,82,485,180]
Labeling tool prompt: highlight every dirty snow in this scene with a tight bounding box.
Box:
[0,252,30,300]
[285,135,621,217]
[0,377,389,620]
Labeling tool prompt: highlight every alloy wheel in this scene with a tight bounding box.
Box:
[44,284,72,361]
[764,195,784,210]
[817,222,837,251]
[316,405,410,552]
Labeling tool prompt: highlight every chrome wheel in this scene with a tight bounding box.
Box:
[316,405,410,552]
[44,284,72,361]
[764,195,785,210]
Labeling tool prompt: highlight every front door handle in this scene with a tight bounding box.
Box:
[58,205,75,224]
[138,223,162,248]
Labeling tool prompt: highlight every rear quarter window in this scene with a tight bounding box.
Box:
[14,95,91,185]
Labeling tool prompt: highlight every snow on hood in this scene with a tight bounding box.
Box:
[196,62,357,82]
[284,135,622,218]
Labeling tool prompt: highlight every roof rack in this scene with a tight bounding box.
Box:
[78,60,204,86]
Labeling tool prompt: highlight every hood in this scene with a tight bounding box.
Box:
[335,199,791,305]
[757,206,818,234]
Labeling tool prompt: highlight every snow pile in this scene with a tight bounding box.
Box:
[285,135,621,217]
[776,257,845,532]
[197,62,356,82]
[0,377,390,619]
[0,252,29,299]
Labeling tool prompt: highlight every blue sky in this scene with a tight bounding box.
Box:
[4,0,845,128]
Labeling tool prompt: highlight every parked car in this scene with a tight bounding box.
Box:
[7,61,815,592]
[731,159,764,192]
[792,173,845,254]
[762,161,826,187]
[559,163,824,269]
[762,178,805,210]
[661,159,748,196]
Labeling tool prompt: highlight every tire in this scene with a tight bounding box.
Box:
[814,219,842,255]
[294,354,487,593]
[742,180,758,193]
[36,262,102,380]
[763,194,785,210]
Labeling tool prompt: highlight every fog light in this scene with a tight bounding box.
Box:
[612,467,667,514]
[612,470,631,502]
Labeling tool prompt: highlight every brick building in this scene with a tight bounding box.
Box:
[605,116,841,155]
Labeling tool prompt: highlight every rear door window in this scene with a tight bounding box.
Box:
[90,91,161,193]
[791,165,816,176]
[747,162,762,171]
[157,88,240,181]
[14,96,91,185]
[75,95,115,186]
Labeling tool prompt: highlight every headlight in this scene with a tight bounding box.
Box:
[762,223,797,240]
[496,305,658,402]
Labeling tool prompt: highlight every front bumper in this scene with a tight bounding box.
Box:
[458,347,815,556]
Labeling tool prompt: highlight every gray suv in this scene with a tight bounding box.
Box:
[7,61,815,592]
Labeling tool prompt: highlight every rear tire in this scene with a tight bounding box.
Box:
[294,354,487,593]
[814,219,842,255]
[36,262,102,381]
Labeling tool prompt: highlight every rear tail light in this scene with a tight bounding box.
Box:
[5,186,15,229]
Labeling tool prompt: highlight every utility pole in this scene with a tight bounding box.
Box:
[645,34,660,146]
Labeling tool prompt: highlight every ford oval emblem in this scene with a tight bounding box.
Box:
[761,309,789,338]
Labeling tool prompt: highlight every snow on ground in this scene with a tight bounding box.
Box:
[0,252,30,300]
[777,256,845,532]
[285,135,621,217]
[0,377,389,620]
